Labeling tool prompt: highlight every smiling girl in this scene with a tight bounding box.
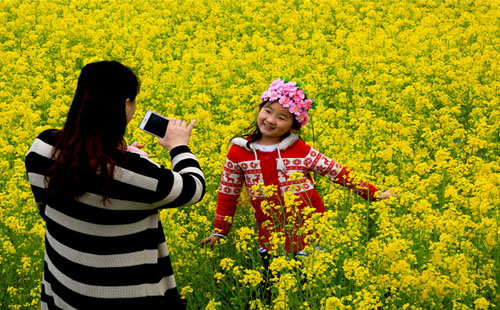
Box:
[200,78,394,258]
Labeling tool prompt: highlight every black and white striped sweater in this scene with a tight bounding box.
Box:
[25,129,205,310]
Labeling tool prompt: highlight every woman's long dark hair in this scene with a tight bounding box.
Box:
[46,61,140,201]
[235,101,302,148]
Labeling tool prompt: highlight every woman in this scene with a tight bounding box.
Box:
[25,61,205,309]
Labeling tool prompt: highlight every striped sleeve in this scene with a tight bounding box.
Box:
[25,130,58,207]
[152,145,205,209]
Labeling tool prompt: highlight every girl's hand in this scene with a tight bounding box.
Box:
[199,235,221,248]
[378,189,396,199]
[158,118,196,151]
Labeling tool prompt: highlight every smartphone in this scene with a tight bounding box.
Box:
[139,111,169,138]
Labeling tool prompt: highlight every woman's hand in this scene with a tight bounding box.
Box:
[158,118,196,151]
[199,235,221,248]
[127,142,149,157]
[378,189,396,199]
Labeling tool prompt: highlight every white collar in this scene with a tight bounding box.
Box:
[254,143,278,152]
[230,134,299,174]
[230,133,299,151]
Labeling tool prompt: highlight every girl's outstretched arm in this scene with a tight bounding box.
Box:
[306,147,379,201]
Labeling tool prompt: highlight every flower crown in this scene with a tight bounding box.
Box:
[260,78,315,128]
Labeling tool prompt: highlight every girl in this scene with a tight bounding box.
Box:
[25,61,205,309]
[200,78,394,258]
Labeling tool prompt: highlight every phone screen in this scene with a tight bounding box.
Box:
[144,113,169,137]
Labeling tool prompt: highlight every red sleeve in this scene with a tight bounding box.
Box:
[307,147,379,201]
[331,166,379,201]
[213,147,244,235]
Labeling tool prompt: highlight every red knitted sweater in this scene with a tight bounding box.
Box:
[214,134,378,253]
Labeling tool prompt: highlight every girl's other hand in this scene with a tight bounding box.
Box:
[378,189,396,199]
[199,235,221,248]
[158,118,196,151]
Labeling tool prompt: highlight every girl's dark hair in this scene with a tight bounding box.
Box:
[46,61,140,201]
[235,101,301,148]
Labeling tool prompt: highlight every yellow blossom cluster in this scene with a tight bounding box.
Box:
[1,0,499,309]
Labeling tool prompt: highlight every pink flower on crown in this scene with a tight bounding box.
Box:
[269,92,279,101]
[297,113,310,126]
[289,102,302,115]
[293,89,305,101]
[304,99,314,109]
[269,79,285,92]
[260,90,272,101]
[279,96,293,108]
[284,82,298,95]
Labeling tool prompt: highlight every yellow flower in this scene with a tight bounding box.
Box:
[251,182,265,196]
[343,259,370,287]
[473,297,490,310]
[267,231,286,253]
[263,184,278,198]
[239,269,262,288]
[235,226,256,254]
[213,272,225,284]
[288,171,305,181]
[180,286,193,299]
[205,299,221,310]
[220,257,235,271]
[268,256,290,274]
[325,296,345,310]
[260,200,271,216]
[284,191,301,208]
[3,240,16,255]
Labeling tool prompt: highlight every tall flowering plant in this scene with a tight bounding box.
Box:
[251,172,321,255]
[260,78,315,127]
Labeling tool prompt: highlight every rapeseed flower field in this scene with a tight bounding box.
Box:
[1,0,499,309]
